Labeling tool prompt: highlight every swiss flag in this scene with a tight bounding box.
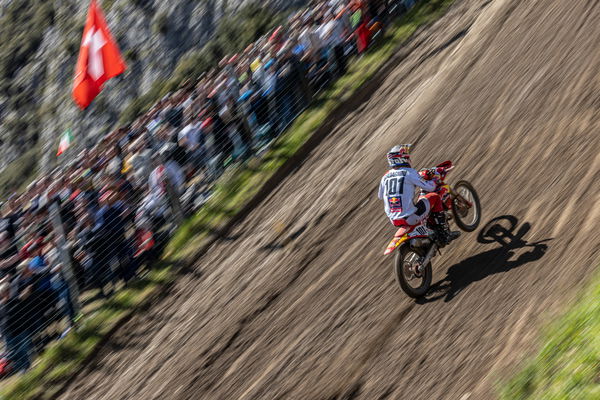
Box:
[72,0,126,109]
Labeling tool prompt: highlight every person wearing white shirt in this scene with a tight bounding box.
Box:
[320,14,347,75]
[149,144,185,196]
[178,122,206,172]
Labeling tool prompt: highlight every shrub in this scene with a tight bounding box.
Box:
[104,0,117,12]
[0,1,55,82]
[119,78,173,124]
[0,145,40,196]
[0,0,55,164]
[153,12,169,35]
[124,48,140,63]
[172,49,212,83]
[213,3,282,55]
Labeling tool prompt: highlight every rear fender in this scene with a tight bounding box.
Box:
[384,234,409,255]
[384,224,432,255]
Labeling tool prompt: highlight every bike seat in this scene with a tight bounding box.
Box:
[392,219,418,238]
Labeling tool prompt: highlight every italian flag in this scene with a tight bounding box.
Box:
[57,129,73,156]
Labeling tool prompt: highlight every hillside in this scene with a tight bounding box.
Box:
[0,0,304,185]
[46,0,600,398]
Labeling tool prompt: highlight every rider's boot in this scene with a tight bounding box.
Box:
[431,212,460,246]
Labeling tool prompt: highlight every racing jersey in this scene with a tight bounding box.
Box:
[378,167,437,221]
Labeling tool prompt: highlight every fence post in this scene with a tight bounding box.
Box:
[156,151,185,226]
[164,174,184,226]
[49,201,81,315]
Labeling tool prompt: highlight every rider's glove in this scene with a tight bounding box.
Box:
[419,168,435,180]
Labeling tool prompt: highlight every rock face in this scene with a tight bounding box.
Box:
[0,0,306,173]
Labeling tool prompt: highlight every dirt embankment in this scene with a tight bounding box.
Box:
[57,0,600,399]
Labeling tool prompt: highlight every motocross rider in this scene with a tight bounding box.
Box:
[378,144,460,246]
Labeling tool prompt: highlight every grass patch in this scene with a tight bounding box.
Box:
[500,269,600,400]
[0,1,455,398]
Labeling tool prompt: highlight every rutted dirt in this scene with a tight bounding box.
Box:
[56,0,600,399]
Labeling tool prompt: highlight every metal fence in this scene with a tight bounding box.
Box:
[0,0,419,376]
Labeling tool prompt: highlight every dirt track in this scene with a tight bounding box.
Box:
[56,0,600,399]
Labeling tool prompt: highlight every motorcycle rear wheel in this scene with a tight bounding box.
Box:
[394,246,432,298]
[451,180,481,232]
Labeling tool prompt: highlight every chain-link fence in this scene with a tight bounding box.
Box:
[0,0,418,377]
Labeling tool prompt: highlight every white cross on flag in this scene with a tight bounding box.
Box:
[72,0,126,109]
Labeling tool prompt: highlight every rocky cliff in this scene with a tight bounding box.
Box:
[0,0,305,176]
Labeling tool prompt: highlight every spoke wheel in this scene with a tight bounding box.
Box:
[451,180,481,232]
[394,246,432,298]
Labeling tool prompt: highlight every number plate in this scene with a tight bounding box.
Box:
[408,224,432,238]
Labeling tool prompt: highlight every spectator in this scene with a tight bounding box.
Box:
[73,212,111,297]
[105,144,125,177]
[26,242,57,338]
[3,260,39,372]
[97,191,129,283]
[149,143,186,196]
[126,135,154,189]
[203,102,234,174]
[161,94,185,129]
[178,116,206,176]
[50,261,78,335]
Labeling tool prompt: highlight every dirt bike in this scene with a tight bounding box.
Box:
[383,161,481,298]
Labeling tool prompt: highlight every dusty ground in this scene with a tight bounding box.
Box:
[56,0,600,399]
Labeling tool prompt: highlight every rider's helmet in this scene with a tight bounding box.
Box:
[387,144,412,168]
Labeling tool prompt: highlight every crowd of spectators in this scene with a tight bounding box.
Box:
[0,0,415,375]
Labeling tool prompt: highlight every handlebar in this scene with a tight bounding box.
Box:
[419,160,454,184]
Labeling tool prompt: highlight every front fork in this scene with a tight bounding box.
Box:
[449,185,473,209]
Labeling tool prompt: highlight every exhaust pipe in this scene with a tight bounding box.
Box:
[419,243,438,271]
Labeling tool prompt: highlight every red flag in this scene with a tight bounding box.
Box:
[72,0,126,109]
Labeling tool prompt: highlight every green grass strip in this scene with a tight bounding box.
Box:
[0,1,455,398]
[500,269,600,400]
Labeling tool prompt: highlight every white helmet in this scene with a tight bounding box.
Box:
[387,144,412,168]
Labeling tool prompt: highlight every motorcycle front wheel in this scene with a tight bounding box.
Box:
[451,180,481,232]
[394,246,432,298]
